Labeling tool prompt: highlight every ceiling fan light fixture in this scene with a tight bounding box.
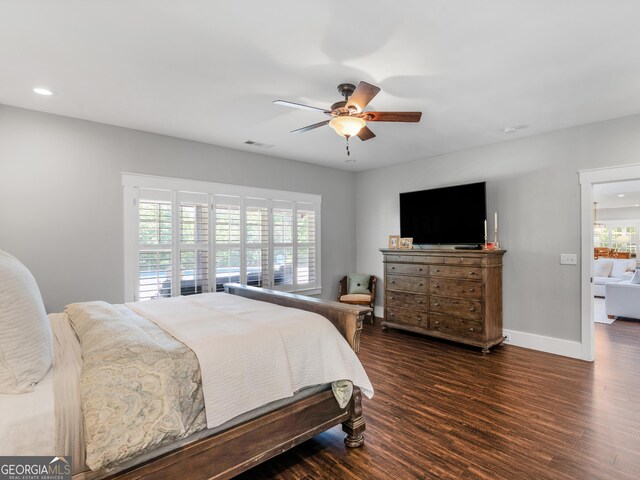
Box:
[329,116,366,137]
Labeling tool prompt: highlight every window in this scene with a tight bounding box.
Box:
[123,174,321,301]
[594,222,638,255]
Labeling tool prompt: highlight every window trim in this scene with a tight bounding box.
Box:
[123,173,321,302]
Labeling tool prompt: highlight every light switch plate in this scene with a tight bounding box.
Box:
[560,253,578,265]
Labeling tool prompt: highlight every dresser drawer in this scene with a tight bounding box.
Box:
[430,295,482,320]
[385,307,428,327]
[385,254,418,263]
[386,263,428,276]
[386,274,428,294]
[430,265,482,280]
[444,256,482,266]
[429,313,483,339]
[387,291,429,311]
[429,278,482,299]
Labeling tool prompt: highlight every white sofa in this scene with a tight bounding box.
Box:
[605,281,640,320]
[593,258,636,297]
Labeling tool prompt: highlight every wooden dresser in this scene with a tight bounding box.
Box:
[380,248,506,353]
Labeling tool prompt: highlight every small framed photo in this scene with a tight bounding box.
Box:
[400,237,413,249]
[388,235,400,249]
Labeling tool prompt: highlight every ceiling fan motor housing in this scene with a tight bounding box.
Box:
[337,83,356,100]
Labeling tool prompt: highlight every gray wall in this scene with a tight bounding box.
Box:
[0,105,357,313]
[356,114,640,342]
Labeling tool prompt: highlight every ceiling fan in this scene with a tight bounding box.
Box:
[274,81,422,155]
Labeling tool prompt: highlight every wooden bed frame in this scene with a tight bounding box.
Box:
[105,284,371,480]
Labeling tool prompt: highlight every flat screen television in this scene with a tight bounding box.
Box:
[399,182,487,245]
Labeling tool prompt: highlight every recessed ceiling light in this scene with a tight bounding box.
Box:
[503,127,518,134]
[33,87,53,96]
[617,194,625,197]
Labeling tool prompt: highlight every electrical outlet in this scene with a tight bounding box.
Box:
[503,333,511,342]
[560,253,577,265]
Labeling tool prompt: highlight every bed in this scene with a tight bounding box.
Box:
[0,247,374,480]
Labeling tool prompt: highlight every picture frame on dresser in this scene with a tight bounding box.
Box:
[388,235,400,248]
[380,248,506,354]
[399,237,413,249]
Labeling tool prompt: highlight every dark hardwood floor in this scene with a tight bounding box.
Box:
[237,319,640,479]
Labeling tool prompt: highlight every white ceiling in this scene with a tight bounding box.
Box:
[2,1,640,171]
[594,180,640,209]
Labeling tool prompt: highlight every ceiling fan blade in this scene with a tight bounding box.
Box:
[273,100,330,114]
[357,125,376,141]
[346,81,381,112]
[363,111,422,122]
[291,120,330,134]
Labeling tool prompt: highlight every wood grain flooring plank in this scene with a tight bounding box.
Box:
[235,318,640,479]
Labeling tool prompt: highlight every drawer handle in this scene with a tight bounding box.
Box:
[469,307,476,312]
[434,320,440,325]
[468,288,474,292]
[434,284,440,288]
[417,315,422,319]
[391,280,396,284]
[418,282,424,286]
[434,302,440,306]
[469,271,477,276]
[418,267,423,271]
[390,296,395,300]
[391,266,395,270]
[469,327,474,332]
[434,269,440,272]
[390,312,395,316]
[461,258,464,262]
[417,300,423,304]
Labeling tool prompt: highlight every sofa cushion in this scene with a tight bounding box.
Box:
[593,276,622,286]
[611,259,635,278]
[594,260,613,278]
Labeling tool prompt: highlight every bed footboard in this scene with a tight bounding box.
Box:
[224,283,370,353]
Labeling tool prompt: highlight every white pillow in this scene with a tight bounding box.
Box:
[611,260,631,278]
[630,270,640,285]
[593,260,613,278]
[627,259,637,271]
[0,250,52,393]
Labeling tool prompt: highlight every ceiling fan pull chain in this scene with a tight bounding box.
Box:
[346,135,350,156]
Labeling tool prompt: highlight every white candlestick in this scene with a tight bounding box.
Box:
[494,211,498,231]
[484,219,487,238]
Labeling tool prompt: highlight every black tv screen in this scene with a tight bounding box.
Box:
[399,182,487,245]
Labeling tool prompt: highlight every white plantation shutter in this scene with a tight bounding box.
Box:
[124,175,321,301]
[137,189,173,300]
[272,200,294,290]
[179,193,210,295]
[214,195,241,292]
[296,202,317,288]
[244,198,270,288]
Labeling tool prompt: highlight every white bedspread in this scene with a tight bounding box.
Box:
[127,292,373,429]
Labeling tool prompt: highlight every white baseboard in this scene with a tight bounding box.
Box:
[373,306,584,360]
[503,328,583,359]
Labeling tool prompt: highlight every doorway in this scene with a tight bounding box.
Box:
[579,164,640,361]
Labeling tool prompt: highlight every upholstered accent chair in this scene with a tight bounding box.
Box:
[338,275,376,324]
